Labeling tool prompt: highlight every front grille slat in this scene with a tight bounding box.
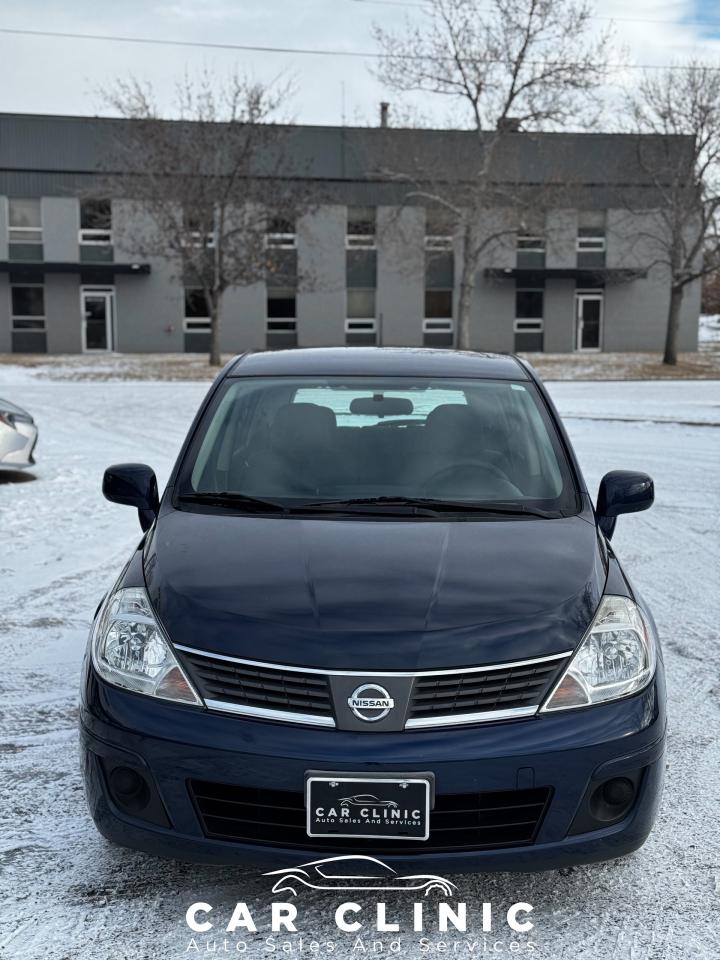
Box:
[408,659,567,721]
[180,650,335,722]
[189,780,553,853]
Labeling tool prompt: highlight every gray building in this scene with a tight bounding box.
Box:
[0,112,700,356]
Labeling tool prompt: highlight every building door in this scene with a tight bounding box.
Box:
[81,287,115,351]
[575,292,603,351]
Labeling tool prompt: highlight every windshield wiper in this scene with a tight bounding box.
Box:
[178,492,559,519]
[177,492,291,513]
[305,496,560,518]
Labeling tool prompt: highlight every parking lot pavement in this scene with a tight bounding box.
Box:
[1,378,718,960]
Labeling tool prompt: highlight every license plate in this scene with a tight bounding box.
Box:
[305,772,432,841]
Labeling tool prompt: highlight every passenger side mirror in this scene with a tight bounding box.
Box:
[596,470,654,540]
[103,463,159,532]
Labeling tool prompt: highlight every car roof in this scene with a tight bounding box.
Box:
[227,347,528,380]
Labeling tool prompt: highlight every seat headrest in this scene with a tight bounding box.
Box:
[423,404,477,453]
[270,403,337,449]
[424,403,476,434]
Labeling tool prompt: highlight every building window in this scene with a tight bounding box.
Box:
[183,288,211,353]
[10,283,47,353]
[425,234,453,251]
[266,320,298,349]
[576,230,606,269]
[516,234,545,269]
[79,199,112,244]
[11,284,45,328]
[267,288,297,319]
[184,213,215,248]
[183,288,211,331]
[425,212,453,250]
[8,198,43,260]
[265,217,296,249]
[424,290,453,346]
[347,288,376,319]
[8,199,42,243]
[266,289,297,348]
[422,318,454,348]
[346,207,376,249]
[425,289,453,319]
[515,288,544,351]
[345,318,378,346]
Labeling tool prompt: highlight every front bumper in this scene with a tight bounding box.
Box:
[0,420,37,468]
[80,662,666,873]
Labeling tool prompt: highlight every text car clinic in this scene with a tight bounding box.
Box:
[185,901,535,935]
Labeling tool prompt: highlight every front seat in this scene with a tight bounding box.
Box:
[419,403,520,498]
[238,402,337,496]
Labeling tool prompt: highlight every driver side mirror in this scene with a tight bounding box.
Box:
[103,463,159,532]
[596,470,654,540]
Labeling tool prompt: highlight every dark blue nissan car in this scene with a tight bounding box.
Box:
[80,348,665,871]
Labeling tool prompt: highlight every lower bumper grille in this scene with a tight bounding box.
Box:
[189,779,552,853]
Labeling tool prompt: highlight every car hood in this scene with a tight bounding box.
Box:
[144,510,606,671]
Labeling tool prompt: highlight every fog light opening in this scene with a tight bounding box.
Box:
[589,776,636,823]
[108,765,151,813]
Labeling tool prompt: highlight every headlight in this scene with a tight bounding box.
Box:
[541,595,656,712]
[92,586,202,706]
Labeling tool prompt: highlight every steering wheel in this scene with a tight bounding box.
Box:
[421,460,521,496]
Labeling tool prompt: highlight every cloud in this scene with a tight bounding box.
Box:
[1,0,720,126]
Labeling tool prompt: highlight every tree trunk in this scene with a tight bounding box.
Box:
[457,275,474,351]
[456,225,475,351]
[209,297,222,366]
[663,284,684,366]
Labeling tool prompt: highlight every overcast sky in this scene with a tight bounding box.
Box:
[2,0,720,128]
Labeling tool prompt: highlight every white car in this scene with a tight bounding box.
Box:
[265,855,456,897]
[0,399,38,471]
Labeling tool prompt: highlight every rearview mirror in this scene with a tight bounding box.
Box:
[596,470,654,540]
[103,463,159,532]
[349,395,414,417]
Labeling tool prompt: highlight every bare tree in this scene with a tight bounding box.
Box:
[626,63,720,365]
[102,72,308,365]
[372,0,610,349]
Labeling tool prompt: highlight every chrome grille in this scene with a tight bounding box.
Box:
[407,657,568,726]
[175,645,571,729]
[179,648,334,725]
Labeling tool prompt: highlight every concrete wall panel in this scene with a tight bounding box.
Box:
[544,279,575,352]
[220,282,266,353]
[545,209,577,269]
[377,205,424,347]
[297,205,346,347]
[45,274,82,353]
[113,200,182,352]
[42,197,78,261]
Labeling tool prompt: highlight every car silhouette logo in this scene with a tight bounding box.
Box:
[337,794,399,809]
[264,854,456,898]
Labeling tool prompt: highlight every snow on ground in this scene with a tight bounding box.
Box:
[699,314,720,344]
[0,376,718,960]
[2,340,720,383]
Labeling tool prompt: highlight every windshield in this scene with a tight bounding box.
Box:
[177,376,578,516]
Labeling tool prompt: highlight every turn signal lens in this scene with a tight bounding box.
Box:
[541,596,656,712]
